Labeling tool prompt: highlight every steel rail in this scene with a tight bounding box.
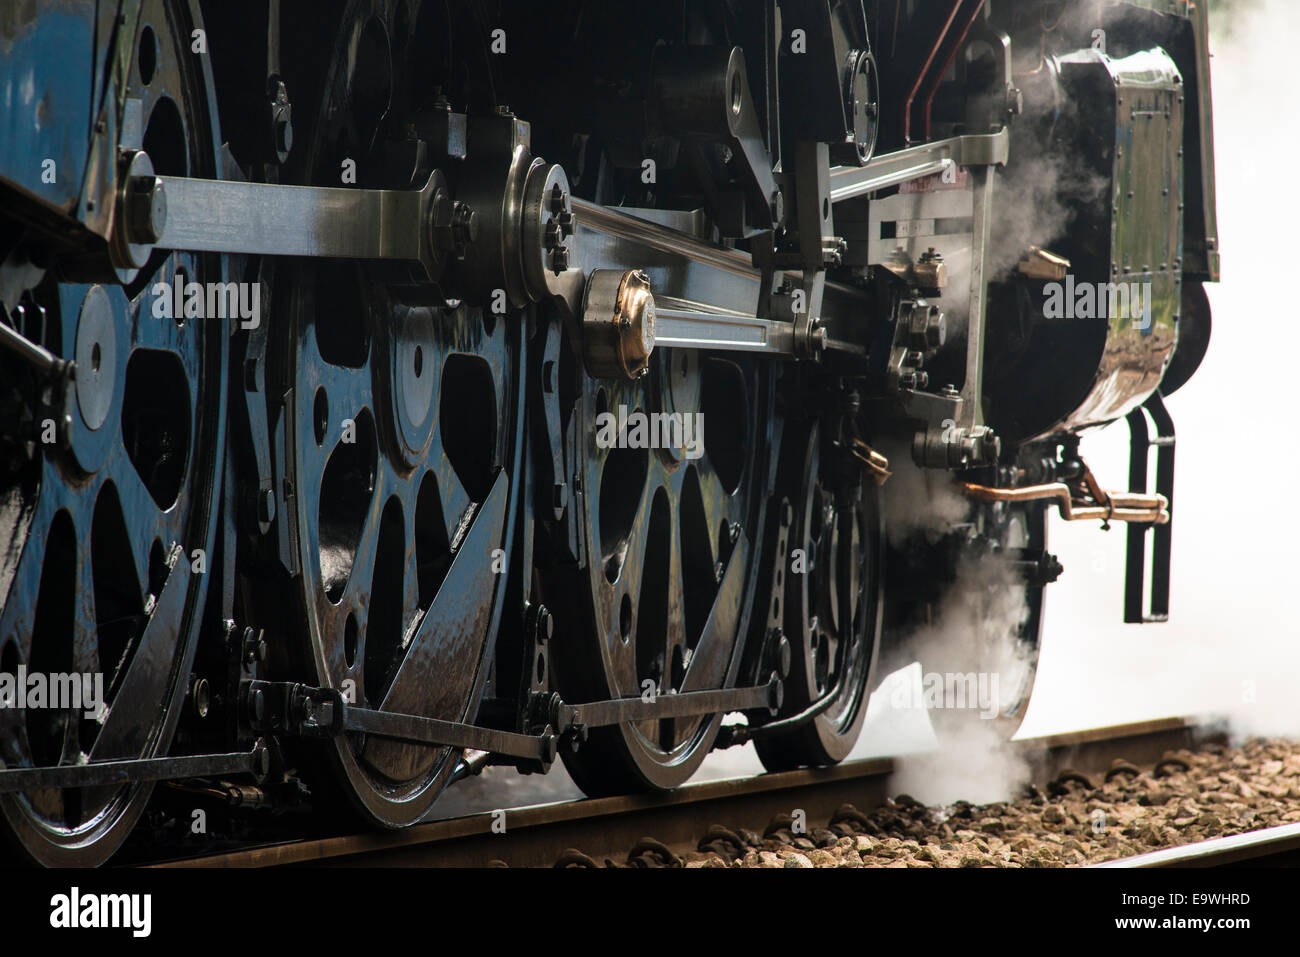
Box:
[1093,821,1300,868]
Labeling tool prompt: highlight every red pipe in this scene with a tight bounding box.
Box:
[920,0,986,142]
[902,0,963,145]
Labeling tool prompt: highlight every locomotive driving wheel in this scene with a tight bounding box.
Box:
[548,348,771,795]
[276,0,523,826]
[755,420,884,772]
[882,497,1051,738]
[0,0,226,865]
[965,500,1050,733]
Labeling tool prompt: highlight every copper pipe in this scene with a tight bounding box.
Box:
[903,0,964,145]
[920,0,986,142]
[960,481,1170,525]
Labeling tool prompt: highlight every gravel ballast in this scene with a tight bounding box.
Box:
[659,738,1300,868]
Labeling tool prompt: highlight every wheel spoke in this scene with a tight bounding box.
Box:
[98,452,166,590]
[360,470,509,781]
[88,544,189,762]
[132,257,205,355]
[679,527,748,693]
[70,520,101,681]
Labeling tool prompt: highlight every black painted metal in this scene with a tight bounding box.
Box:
[1125,392,1176,623]
[0,747,262,794]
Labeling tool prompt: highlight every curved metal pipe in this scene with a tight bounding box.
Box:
[960,479,1170,525]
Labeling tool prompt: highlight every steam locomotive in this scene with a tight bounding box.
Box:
[0,0,1217,865]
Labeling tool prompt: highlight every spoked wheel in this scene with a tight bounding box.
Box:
[0,0,226,865]
[278,0,523,826]
[882,498,1051,738]
[549,348,771,795]
[755,421,884,772]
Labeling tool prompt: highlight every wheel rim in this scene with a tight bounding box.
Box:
[755,420,883,771]
[0,0,225,865]
[281,0,522,825]
[979,501,1047,723]
[551,348,769,793]
[919,499,1048,736]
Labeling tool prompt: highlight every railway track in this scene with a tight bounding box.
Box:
[1097,821,1300,868]
[140,716,1211,867]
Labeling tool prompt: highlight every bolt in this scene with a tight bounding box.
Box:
[548,246,570,273]
[248,688,265,723]
[925,309,946,349]
[548,183,568,215]
[451,201,479,255]
[565,724,589,753]
[526,602,554,643]
[809,321,827,353]
[244,628,268,665]
[126,175,167,244]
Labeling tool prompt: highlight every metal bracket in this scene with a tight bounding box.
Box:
[242,680,561,765]
[1124,392,1176,623]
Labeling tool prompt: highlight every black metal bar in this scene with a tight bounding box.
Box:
[1146,392,1176,620]
[1123,393,1176,623]
[271,678,780,764]
[341,706,555,763]
[571,678,781,729]
[1124,406,1150,623]
[0,747,262,794]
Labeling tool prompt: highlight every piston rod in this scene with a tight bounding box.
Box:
[828,128,1009,202]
